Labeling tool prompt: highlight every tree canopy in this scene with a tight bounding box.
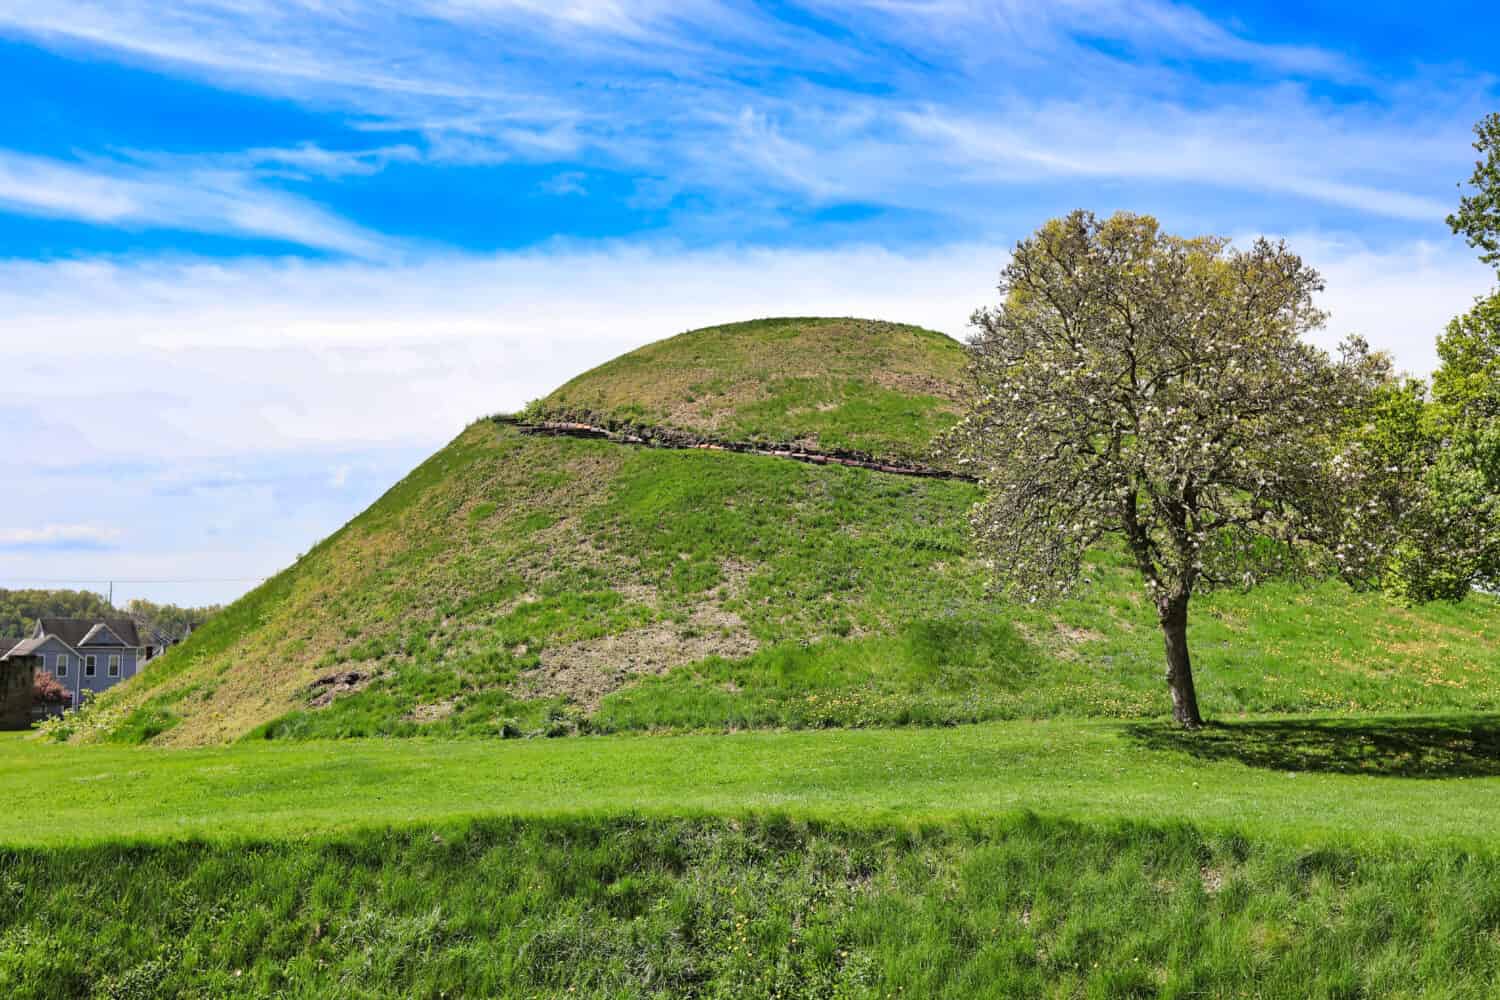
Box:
[0,590,115,638]
[1366,111,1500,601]
[948,211,1387,727]
[1372,291,1500,601]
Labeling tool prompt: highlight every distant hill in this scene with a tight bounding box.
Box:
[78,317,1500,746]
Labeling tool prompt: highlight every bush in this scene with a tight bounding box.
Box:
[31,672,70,706]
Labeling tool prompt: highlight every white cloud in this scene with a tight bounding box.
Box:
[806,0,1356,79]
[0,523,122,548]
[889,98,1458,222]
[3,239,1490,466]
[540,171,589,197]
[0,150,395,257]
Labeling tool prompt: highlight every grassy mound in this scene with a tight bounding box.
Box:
[535,317,967,461]
[71,317,1500,746]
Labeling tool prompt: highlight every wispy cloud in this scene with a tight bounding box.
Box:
[1,238,1488,465]
[811,0,1357,78]
[0,149,396,257]
[0,523,122,551]
[0,0,1485,239]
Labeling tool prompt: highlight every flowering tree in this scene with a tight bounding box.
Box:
[948,211,1387,728]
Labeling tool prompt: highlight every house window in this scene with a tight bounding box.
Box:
[109,655,121,677]
[56,654,68,677]
[85,655,97,677]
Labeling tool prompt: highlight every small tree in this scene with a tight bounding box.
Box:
[948,211,1386,728]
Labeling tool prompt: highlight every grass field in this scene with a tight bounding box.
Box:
[10,718,1500,847]
[9,721,1500,997]
[536,317,968,461]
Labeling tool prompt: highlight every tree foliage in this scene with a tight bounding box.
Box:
[0,589,220,641]
[1368,293,1500,601]
[123,598,221,640]
[0,590,115,638]
[1364,111,1500,601]
[1449,113,1500,267]
[33,671,70,706]
[948,211,1388,726]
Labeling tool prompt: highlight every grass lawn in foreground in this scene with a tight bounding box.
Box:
[10,719,1500,997]
[9,715,1500,848]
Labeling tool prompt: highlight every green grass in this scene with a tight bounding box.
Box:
[20,316,1500,996]
[537,317,968,461]
[10,723,1500,997]
[11,717,1500,847]
[13,812,1500,999]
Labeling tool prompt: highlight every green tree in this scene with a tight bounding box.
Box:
[1449,113,1500,267]
[1370,112,1500,601]
[948,211,1388,727]
[0,589,115,638]
[123,598,222,639]
[1378,294,1500,601]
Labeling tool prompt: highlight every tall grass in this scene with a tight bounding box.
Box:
[6,813,1500,998]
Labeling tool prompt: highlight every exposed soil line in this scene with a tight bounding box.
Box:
[495,415,977,482]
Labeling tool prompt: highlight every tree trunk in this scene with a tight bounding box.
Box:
[1159,597,1204,729]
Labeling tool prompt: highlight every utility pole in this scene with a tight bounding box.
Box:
[108,581,113,609]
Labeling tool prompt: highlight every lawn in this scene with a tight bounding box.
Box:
[10,715,1500,847]
[9,719,1500,997]
[536,317,968,462]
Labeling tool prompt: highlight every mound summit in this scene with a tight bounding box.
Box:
[80,318,1500,745]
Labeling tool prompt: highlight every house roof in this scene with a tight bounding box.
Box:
[36,618,143,649]
[79,623,128,647]
[0,637,22,658]
[4,636,48,658]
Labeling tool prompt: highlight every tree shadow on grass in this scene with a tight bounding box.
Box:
[1124,714,1500,778]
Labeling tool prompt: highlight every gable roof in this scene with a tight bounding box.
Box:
[4,636,50,658]
[36,618,142,649]
[79,623,128,647]
[0,638,22,658]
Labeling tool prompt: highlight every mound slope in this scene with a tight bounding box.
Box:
[76,318,1500,746]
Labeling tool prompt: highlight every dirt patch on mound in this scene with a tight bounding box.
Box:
[870,369,964,403]
[519,609,758,711]
[403,700,458,724]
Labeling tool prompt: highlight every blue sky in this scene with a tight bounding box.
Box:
[1,0,1497,607]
